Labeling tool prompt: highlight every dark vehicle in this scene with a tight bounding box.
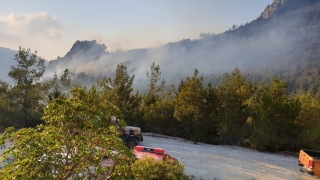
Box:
[110,116,143,148]
[120,126,143,148]
[298,149,320,177]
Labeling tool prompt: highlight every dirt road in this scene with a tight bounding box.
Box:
[0,133,316,179]
[140,133,316,180]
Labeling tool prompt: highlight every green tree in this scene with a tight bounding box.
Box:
[131,157,190,180]
[108,64,135,110]
[7,47,47,127]
[0,80,17,129]
[0,87,135,179]
[60,69,72,89]
[86,74,144,129]
[106,64,143,127]
[143,97,179,136]
[214,68,254,145]
[146,62,165,96]
[144,62,165,106]
[249,77,301,151]
[295,92,320,150]
[174,69,218,143]
[47,73,64,102]
[141,63,166,131]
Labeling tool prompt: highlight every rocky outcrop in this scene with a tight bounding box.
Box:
[49,40,107,66]
[258,0,320,19]
[65,40,107,58]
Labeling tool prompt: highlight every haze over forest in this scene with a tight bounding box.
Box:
[1,0,320,154]
[1,0,320,93]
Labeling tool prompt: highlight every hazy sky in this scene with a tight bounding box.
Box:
[0,0,273,60]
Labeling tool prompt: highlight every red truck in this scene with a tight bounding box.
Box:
[133,146,178,162]
[298,149,320,177]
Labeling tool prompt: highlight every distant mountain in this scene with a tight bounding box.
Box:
[258,0,320,19]
[0,47,17,85]
[49,40,108,67]
[37,0,320,92]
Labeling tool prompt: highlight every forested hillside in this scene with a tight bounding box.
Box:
[1,48,320,152]
[42,1,320,94]
[1,0,320,152]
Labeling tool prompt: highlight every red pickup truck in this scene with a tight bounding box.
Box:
[298,149,320,177]
[133,146,178,162]
[99,146,178,169]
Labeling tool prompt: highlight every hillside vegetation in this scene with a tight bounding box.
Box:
[1,47,319,152]
[1,0,320,152]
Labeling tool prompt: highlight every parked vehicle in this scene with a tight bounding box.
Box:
[110,116,143,148]
[298,149,320,177]
[120,126,143,148]
[133,146,178,162]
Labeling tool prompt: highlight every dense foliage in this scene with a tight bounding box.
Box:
[131,157,189,180]
[0,87,136,179]
[4,47,48,127]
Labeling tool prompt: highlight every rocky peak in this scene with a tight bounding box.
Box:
[258,0,320,19]
[48,40,108,66]
[67,40,107,56]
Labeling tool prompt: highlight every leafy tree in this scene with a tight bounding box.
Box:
[0,80,17,129]
[124,91,145,128]
[295,92,320,150]
[143,97,179,136]
[174,69,218,143]
[141,63,166,131]
[249,77,301,151]
[106,64,143,127]
[144,62,165,106]
[214,68,254,145]
[89,72,144,128]
[7,47,47,127]
[146,62,165,94]
[131,157,190,180]
[47,73,65,102]
[60,69,72,91]
[108,64,135,111]
[0,87,135,179]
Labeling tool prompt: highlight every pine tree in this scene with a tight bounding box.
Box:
[7,47,47,127]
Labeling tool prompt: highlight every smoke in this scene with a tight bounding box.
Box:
[43,10,310,92]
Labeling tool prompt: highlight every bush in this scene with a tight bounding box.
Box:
[131,157,190,180]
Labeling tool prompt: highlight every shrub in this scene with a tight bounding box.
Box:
[131,157,190,180]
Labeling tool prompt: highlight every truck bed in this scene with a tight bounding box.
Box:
[299,149,320,177]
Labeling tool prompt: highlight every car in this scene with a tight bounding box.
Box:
[133,146,178,162]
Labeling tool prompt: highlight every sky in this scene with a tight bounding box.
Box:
[0,0,273,60]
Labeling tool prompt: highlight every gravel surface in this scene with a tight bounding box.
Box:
[1,133,317,180]
[140,133,317,180]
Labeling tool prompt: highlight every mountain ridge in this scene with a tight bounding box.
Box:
[2,0,320,92]
[43,0,320,92]
[258,0,320,19]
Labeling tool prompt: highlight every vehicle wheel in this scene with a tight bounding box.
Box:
[126,138,138,148]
